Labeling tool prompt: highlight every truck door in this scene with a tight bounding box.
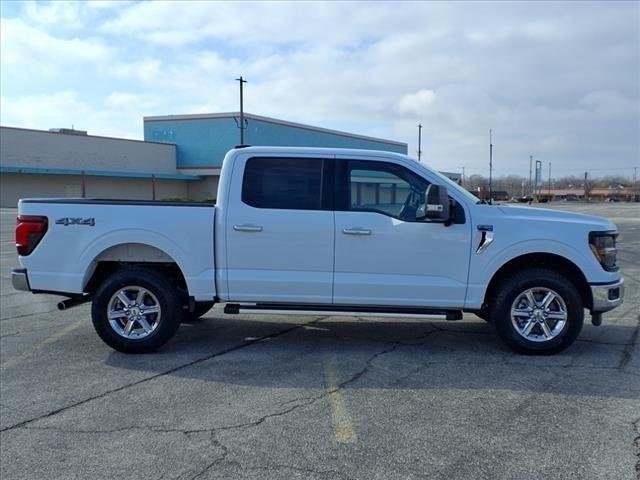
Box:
[333,158,471,308]
[225,155,334,303]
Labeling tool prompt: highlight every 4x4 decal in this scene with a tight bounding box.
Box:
[55,217,95,226]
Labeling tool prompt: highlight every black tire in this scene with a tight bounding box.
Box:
[491,268,583,355]
[182,301,215,322]
[91,267,182,353]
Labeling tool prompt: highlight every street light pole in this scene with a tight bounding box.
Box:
[529,155,533,197]
[489,129,493,204]
[417,124,422,162]
[535,160,542,202]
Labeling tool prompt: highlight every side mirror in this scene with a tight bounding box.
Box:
[424,184,450,222]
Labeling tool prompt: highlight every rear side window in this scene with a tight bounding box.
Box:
[242,157,325,210]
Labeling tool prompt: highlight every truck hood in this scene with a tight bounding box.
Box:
[497,205,616,231]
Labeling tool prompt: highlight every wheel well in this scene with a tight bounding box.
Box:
[84,261,188,296]
[483,253,592,311]
[84,243,188,296]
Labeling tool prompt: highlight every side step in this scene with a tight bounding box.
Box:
[224,303,463,320]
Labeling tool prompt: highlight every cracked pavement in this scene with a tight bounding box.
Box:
[1,203,639,480]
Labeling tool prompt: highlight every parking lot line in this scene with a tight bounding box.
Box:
[0,319,85,370]
[324,357,358,444]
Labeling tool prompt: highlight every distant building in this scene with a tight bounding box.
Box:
[439,171,462,185]
[143,112,407,201]
[538,188,638,202]
[0,112,407,207]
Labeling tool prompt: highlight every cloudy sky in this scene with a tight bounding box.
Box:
[1,1,638,178]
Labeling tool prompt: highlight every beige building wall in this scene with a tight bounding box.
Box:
[187,176,220,202]
[0,173,189,207]
[0,127,177,174]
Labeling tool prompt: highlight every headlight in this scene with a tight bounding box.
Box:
[589,232,618,271]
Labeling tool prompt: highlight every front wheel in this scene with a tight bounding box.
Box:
[491,269,583,354]
[91,267,182,353]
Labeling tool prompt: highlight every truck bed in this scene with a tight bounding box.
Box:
[17,198,216,301]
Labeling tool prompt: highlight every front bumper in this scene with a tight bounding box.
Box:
[11,268,30,292]
[590,278,624,313]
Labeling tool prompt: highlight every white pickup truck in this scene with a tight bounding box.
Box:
[12,146,624,354]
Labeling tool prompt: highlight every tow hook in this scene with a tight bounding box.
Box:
[57,297,91,311]
[591,313,603,326]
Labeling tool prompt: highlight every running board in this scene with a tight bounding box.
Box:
[223,303,463,320]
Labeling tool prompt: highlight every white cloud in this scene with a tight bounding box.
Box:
[1,1,638,177]
[396,90,436,116]
[23,1,84,28]
[0,91,141,140]
[104,92,159,110]
[111,59,164,84]
[0,18,111,68]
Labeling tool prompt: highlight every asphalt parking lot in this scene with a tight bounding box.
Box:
[1,203,638,480]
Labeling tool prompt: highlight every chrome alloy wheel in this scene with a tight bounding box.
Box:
[107,286,161,339]
[510,287,568,342]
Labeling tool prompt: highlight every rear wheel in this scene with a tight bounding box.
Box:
[91,268,182,353]
[491,268,583,354]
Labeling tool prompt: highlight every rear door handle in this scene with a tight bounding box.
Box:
[233,224,263,232]
[342,227,372,236]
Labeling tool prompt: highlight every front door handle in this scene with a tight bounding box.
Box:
[233,224,263,233]
[343,227,372,236]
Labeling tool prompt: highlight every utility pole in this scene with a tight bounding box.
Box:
[489,129,493,204]
[584,171,589,201]
[548,162,552,200]
[235,76,248,144]
[535,160,542,202]
[417,124,422,162]
[529,155,533,197]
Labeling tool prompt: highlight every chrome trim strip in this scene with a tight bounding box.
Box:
[476,230,494,254]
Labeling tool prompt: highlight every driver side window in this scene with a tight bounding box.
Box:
[347,161,430,221]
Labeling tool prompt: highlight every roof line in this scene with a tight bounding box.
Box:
[143,112,407,147]
[0,125,176,147]
[0,165,201,181]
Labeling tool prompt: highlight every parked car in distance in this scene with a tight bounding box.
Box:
[12,146,624,354]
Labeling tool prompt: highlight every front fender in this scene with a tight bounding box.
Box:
[464,238,616,309]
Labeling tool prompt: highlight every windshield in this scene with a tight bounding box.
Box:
[428,169,481,204]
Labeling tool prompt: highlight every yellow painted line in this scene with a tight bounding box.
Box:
[324,357,358,444]
[0,320,85,370]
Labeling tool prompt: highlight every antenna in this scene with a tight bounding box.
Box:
[489,129,493,204]
[417,124,423,162]
[235,76,248,144]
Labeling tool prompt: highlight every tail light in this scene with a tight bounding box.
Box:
[16,215,48,256]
